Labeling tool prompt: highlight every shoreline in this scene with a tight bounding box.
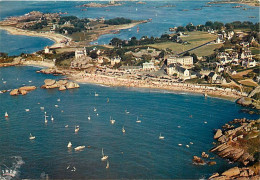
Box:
[0,25,72,48]
[208,1,260,7]
[68,71,242,101]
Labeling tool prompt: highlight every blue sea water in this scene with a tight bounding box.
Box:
[0,0,259,54]
[0,66,258,179]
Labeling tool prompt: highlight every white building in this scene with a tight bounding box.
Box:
[75,48,87,59]
[167,56,193,66]
[142,62,155,71]
[44,46,50,54]
[111,56,121,66]
[167,64,190,80]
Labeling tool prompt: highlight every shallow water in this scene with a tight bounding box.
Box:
[0,66,258,179]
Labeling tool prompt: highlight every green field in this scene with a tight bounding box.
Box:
[148,31,218,56]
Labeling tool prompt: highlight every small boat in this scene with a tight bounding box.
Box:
[95,92,99,97]
[107,98,109,103]
[106,161,109,169]
[75,125,79,133]
[57,98,61,102]
[88,115,91,120]
[204,121,207,124]
[5,112,8,118]
[94,107,97,112]
[110,116,115,124]
[125,109,130,114]
[51,115,54,121]
[178,144,182,146]
[67,141,72,148]
[190,142,193,145]
[101,148,108,161]
[122,126,126,133]
[136,116,141,123]
[3,81,6,84]
[65,125,69,128]
[186,145,190,148]
[97,113,99,116]
[159,133,164,139]
[28,80,32,83]
[29,133,35,140]
[44,112,48,124]
[177,126,181,128]
[55,105,59,108]
[74,145,85,151]
[40,107,44,110]
[25,109,30,112]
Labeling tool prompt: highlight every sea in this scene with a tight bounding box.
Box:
[0,0,259,179]
[0,0,259,55]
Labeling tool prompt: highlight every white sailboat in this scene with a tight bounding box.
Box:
[110,116,115,124]
[136,116,141,123]
[67,141,72,148]
[122,126,125,133]
[44,112,48,124]
[106,161,109,169]
[159,133,164,139]
[94,107,97,112]
[5,112,8,118]
[101,148,108,161]
[125,109,130,114]
[74,145,85,151]
[51,115,54,122]
[57,98,61,102]
[88,115,91,120]
[75,125,79,133]
[29,133,35,140]
[95,92,99,97]
[25,109,30,112]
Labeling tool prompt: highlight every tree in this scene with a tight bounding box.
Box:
[90,51,98,59]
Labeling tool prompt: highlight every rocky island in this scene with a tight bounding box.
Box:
[80,2,122,8]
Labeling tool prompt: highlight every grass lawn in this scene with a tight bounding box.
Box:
[148,31,217,56]
[238,79,258,87]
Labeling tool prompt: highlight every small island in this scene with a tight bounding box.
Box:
[208,0,260,7]
[80,0,122,8]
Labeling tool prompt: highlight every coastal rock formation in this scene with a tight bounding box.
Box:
[42,79,79,91]
[10,86,36,96]
[209,118,260,179]
[192,156,205,165]
[214,129,223,139]
[10,89,19,96]
[236,97,253,106]
[209,166,258,180]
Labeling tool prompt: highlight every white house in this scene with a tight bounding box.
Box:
[44,46,50,54]
[167,64,190,80]
[143,62,155,71]
[75,48,87,59]
[167,56,193,66]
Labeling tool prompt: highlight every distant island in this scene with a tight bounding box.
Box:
[208,0,260,7]
[80,1,122,8]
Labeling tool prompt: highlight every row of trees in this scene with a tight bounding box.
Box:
[176,21,259,32]
[110,34,175,47]
[104,17,132,25]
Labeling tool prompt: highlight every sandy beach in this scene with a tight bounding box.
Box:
[0,25,72,48]
[69,71,243,100]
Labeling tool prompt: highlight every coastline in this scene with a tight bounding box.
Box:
[208,1,260,7]
[0,26,72,48]
[68,71,242,100]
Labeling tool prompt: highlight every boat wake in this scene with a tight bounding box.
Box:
[0,156,24,180]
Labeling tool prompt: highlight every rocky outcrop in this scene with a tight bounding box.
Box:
[236,97,253,106]
[214,129,223,139]
[209,118,260,180]
[10,86,36,96]
[192,156,205,165]
[209,167,258,180]
[41,79,79,91]
[222,167,240,177]
[248,86,260,98]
